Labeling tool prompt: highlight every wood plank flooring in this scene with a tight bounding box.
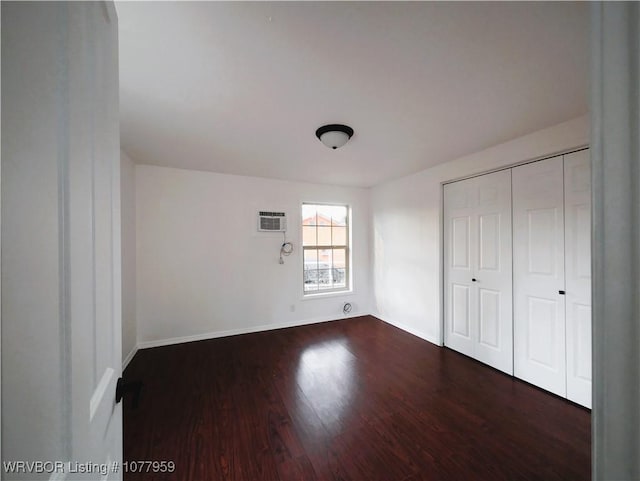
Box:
[123,315,590,481]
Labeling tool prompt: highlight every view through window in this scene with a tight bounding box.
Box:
[302,203,349,294]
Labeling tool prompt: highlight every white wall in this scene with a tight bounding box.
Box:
[371,115,589,344]
[136,165,371,346]
[121,151,137,367]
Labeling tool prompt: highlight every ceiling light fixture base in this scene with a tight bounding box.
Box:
[315,124,354,149]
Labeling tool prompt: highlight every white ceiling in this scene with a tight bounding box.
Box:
[117,1,588,188]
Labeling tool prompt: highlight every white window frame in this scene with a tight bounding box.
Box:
[301,202,351,297]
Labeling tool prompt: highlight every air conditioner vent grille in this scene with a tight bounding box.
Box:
[258,211,287,232]
[259,211,285,217]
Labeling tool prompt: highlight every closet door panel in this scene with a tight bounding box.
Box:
[564,150,592,408]
[444,179,477,358]
[526,296,561,367]
[473,170,513,374]
[478,288,501,347]
[451,284,472,337]
[444,170,512,374]
[513,156,566,397]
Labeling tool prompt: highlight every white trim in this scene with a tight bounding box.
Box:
[122,346,138,371]
[591,3,640,478]
[299,201,353,299]
[439,179,446,347]
[300,289,355,301]
[440,146,589,186]
[373,313,441,346]
[136,312,369,350]
[133,313,447,357]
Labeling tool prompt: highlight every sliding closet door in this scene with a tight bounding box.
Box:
[473,171,513,374]
[444,178,476,359]
[444,170,513,374]
[513,156,566,397]
[564,150,592,408]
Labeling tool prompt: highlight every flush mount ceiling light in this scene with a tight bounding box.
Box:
[315,124,354,150]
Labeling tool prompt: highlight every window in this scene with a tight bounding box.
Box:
[302,203,349,294]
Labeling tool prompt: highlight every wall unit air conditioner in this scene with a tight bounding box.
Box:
[258,211,287,232]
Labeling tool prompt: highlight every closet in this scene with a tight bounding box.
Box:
[443,149,591,408]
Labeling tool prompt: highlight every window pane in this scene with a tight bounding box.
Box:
[304,249,318,271]
[316,212,331,226]
[332,248,346,268]
[332,226,347,245]
[302,226,317,246]
[302,205,317,225]
[318,248,331,267]
[316,205,334,225]
[317,269,332,288]
[304,250,319,290]
[317,204,347,225]
[317,226,331,245]
[333,268,346,288]
[331,206,348,226]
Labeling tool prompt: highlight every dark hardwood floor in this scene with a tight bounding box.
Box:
[123,315,590,481]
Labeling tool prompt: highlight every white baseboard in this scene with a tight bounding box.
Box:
[128,312,439,358]
[373,313,442,346]
[136,312,369,350]
[122,345,138,371]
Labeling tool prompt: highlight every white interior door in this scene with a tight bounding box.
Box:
[68,3,123,475]
[444,170,513,374]
[2,3,122,479]
[564,150,592,408]
[513,156,567,397]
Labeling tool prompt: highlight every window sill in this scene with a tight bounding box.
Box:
[301,290,354,301]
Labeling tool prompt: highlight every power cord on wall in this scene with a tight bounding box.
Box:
[279,232,293,264]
